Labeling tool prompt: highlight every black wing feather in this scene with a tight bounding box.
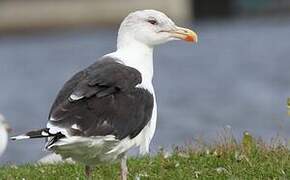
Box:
[48,57,153,140]
[70,59,142,100]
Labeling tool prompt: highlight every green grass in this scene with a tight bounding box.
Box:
[1,133,290,179]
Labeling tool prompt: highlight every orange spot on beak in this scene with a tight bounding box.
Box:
[171,27,198,43]
[185,35,195,42]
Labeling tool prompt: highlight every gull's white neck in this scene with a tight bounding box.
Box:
[107,36,154,84]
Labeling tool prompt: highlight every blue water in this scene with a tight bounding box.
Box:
[1,17,290,164]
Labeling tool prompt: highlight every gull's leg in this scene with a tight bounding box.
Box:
[120,154,128,180]
[85,165,93,180]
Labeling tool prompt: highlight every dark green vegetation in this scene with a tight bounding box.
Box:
[1,132,290,179]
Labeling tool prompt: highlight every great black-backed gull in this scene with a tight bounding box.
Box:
[11,9,197,179]
[0,113,11,157]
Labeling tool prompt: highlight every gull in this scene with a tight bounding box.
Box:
[12,9,197,179]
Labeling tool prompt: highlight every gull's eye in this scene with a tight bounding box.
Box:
[147,19,158,25]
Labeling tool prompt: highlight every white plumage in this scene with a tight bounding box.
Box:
[0,114,10,157]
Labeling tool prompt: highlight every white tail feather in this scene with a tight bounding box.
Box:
[11,135,30,140]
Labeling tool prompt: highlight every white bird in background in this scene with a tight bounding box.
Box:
[0,114,11,157]
[12,10,198,179]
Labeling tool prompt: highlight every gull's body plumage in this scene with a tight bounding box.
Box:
[12,9,197,179]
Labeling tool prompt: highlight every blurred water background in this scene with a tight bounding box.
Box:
[1,0,290,164]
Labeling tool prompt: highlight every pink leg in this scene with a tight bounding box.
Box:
[120,155,128,180]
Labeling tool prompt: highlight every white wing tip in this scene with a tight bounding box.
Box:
[11,135,30,140]
[41,131,49,136]
[71,124,80,130]
[69,94,83,101]
[49,117,56,121]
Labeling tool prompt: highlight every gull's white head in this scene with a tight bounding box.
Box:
[117,9,198,48]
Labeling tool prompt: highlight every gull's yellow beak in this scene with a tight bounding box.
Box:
[169,27,198,43]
